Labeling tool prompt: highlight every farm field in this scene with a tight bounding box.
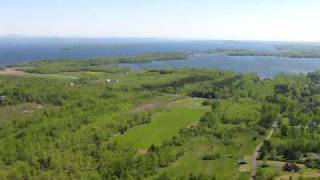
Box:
[114,98,209,149]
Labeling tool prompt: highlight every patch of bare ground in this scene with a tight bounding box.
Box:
[0,68,25,75]
[0,103,44,122]
[134,102,159,112]
[133,95,183,112]
[239,156,252,172]
[137,149,148,155]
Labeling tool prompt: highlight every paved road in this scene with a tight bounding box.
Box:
[251,122,277,180]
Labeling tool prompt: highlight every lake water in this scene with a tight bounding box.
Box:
[120,54,320,78]
[0,38,276,65]
[1,38,320,77]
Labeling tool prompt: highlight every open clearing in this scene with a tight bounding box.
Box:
[133,94,182,112]
[154,131,260,180]
[0,103,44,123]
[0,68,77,79]
[0,68,25,75]
[114,97,209,149]
[258,161,320,180]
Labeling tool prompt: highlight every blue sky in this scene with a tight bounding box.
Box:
[1,0,320,41]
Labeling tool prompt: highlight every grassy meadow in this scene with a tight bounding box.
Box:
[114,98,209,149]
[154,130,262,179]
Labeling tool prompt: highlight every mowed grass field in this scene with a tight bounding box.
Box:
[113,98,209,149]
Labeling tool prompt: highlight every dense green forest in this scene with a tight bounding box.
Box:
[0,54,320,179]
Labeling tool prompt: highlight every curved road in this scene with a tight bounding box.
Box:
[251,122,277,180]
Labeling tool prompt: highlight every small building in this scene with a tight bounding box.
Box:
[238,160,247,165]
[0,95,7,104]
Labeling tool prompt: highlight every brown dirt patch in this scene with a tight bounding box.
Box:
[0,68,25,75]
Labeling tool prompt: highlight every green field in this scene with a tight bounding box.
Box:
[114,98,209,149]
[155,131,261,179]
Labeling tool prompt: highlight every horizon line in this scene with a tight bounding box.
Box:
[1,35,320,44]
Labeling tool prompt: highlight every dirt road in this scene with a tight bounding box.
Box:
[251,122,277,180]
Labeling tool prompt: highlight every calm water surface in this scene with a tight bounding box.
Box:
[0,39,276,65]
[121,54,320,78]
[1,39,320,77]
